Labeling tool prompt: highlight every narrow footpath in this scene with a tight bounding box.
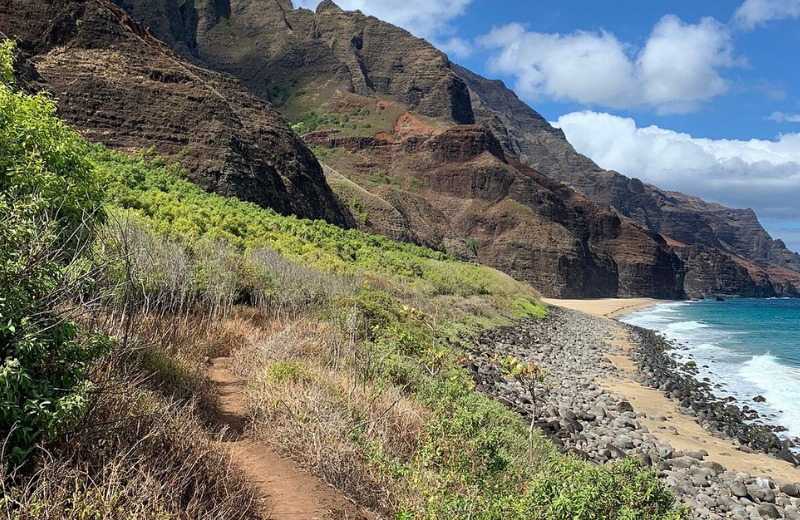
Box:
[208,358,373,520]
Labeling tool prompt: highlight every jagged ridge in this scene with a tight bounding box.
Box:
[453,63,800,297]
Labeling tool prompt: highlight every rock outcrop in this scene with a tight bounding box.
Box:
[308,124,685,298]
[0,0,353,227]
[454,63,800,296]
[104,0,689,298]
[21,0,799,298]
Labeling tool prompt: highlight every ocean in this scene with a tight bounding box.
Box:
[621,298,800,444]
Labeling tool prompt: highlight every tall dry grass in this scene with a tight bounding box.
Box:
[2,218,268,519]
[0,371,262,520]
[231,318,429,515]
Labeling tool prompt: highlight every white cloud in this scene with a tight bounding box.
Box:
[637,16,737,113]
[478,15,736,114]
[436,37,473,59]
[732,0,800,29]
[768,111,800,122]
[552,111,800,250]
[478,23,638,107]
[293,0,474,52]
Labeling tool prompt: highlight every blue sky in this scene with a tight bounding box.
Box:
[294,0,800,252]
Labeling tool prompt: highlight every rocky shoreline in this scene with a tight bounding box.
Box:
[466,306,800,519]
[630,325,799,460]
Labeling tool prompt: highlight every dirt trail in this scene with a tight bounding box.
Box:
[208,358,372,520]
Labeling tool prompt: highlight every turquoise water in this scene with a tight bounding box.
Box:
[621,298,800,443]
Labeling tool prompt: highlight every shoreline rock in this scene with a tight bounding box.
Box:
[466,307,800,519]
[628,324,798,459]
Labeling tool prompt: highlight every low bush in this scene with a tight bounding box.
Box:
[0,375,261,519]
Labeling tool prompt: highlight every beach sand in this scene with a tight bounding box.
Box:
[541,297,665,319]
[545,297,800,483]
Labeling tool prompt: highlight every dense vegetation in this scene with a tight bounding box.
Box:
[1,42,260,519]
[1,40,689,518]
[0,40,109,465]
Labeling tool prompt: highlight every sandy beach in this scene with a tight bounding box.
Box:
[545,297,800,483]
[541,297,666,318]
[468,298,800,516]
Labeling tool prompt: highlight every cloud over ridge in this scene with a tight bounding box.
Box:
[479,15,736,114]
[292,0,475,56]
[553,111,800,239]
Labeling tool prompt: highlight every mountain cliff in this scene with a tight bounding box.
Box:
[306,124,685,298]
[0,0,353,227]
[454,64,800,297]
[7,0,798,298]
[110,0,474,125]
[127,0,687,298]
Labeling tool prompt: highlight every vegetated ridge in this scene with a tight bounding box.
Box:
[103,0,688,299]
[105,0,800,298]
[6,0,798,299]
[0,41,692,516]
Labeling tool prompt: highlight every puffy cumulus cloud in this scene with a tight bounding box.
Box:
[638,16,737,113]
[436,37,473,59]
[732,0,800,30]
[478,16,736,114]
[552,111,800,250]
[477,23,638,107]
[292,0,473,51]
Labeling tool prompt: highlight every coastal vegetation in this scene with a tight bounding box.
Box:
[0,42,689,518]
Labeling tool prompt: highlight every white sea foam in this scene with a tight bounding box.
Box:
[737,354,800,441]
[620,302,800,444]
[664,320,708,333]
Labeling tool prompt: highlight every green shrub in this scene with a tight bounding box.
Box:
[0,41,109,465]
[265,361,307,383]
[524,456,690,519]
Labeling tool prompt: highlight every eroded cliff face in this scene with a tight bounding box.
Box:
[99,0,689,298]
[454,63,800,297]
[108,0,474,125]
[307,123,685,298]
[0,0,353,227]
[17,0,795,298]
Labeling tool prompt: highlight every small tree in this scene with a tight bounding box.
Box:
[501,355,551,459]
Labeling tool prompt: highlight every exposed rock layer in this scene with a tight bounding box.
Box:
[454,63,800,297]
[14,0,799,298]
[0,0,353,226]
[110,0,474,125]
[104,0,690,298]
[308,125,686,298]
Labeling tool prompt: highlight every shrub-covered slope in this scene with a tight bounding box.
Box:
[95,142,690,520]
[0,0,353,227]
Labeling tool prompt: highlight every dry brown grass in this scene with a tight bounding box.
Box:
[0,373,262,520]
[231,319,429,515]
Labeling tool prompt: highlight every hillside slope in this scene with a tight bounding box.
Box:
[454,64,800,297]
[0,0,353,226]
[13,0,798,298]
[103,0,688,299]
[306,123,685,298]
